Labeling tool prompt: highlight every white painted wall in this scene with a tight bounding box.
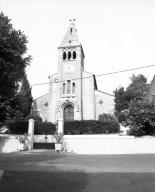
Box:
[63,134,155,154]
[1,134,155,155]
[0,135,22,153]
[34,135,55,143]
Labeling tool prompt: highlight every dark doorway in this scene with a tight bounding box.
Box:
[64,105,74,121]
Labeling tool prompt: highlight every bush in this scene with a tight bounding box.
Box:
[0,122,5,128]
[25,113,42,122]
[98,113,117,122]
[7,120,28,134]
[6,120,55,135]
[34,121,55,135]
[122,98,155,136]
[64,120,120,135]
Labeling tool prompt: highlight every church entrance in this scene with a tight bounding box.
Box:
[63,105,74,121]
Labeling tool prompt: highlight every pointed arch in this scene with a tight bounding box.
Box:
[63,105,74,121]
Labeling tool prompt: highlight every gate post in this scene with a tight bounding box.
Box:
[28,119,35,150]
[58,117,64,134]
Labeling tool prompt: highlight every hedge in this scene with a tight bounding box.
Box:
[7,120,55,135]
[7,121,28,134]
[6,120,119,135]
[64,120,120,135]
[34,122,55,135]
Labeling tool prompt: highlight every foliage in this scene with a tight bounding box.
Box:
[6,120,55,135]
[121,98,155,136]
[64,120,120,135]
[16,133,28,144]
[7,120,28,134]
[114,74,149,124]
[98,113,118,122]
[53,132,63,143]
[34,121,55,135]
[16,73,33,119]
[24,113,42,122]
[0,12,31,122]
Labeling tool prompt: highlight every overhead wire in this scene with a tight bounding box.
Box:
[30,64,155,87]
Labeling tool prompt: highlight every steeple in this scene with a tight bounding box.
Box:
[59,19,81,48]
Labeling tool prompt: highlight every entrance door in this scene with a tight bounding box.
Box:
[64,105,74,121]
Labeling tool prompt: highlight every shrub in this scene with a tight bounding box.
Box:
[64,120,120,135]
[6,120,55,135]
[0,122,5,128]
[24,113,42,122]
[98,113,117,122]
[7,120,28,134]
[122,98,155,136]
[34,121,55,135]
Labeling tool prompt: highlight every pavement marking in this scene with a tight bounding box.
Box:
[0,170,4,181]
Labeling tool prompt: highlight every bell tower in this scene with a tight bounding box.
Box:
[57,19,85,121]
[58,19,85,75]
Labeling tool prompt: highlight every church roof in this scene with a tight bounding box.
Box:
[59,19,81,48]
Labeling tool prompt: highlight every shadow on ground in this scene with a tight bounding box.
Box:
[1,152,155,192]
[0,171,155,192]
[0,171,87,192]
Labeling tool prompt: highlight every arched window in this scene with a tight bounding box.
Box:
[73,51,76,59]
[72,82,75,94]
[62,83,66,94]
[67,80,71,94]
[68,51,71,60]
[63,52,66,60]
[70,28,73,35]
[64,105,74,121]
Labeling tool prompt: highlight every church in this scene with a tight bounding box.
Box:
[32,20,114,123]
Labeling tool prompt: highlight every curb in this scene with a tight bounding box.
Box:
[0,170,4,181]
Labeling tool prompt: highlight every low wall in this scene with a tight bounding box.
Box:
[1,134,155,154]
[34,135,55,143]
[63,134,155,154]
[0,135,55,153]
[0,135,22,153]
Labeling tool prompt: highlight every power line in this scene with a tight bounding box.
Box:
[96,64,155,77]
[30,64,155,87]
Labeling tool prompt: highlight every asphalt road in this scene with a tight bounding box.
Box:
[0,150,155,192]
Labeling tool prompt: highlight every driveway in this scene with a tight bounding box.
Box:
[0,150,155,192]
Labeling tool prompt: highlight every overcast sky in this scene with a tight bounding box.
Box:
[1,0,155,99]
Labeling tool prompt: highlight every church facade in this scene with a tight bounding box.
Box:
[32,20,114,123]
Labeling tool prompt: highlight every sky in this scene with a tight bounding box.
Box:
[1,0,155,99]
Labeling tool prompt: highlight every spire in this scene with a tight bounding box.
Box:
[59,19,81,48]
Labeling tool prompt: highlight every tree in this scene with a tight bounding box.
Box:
[121,98,155,136]
[0,12,31,122]
[98,113,117,122]
[16,73,33,120]
[114,74,149,124]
